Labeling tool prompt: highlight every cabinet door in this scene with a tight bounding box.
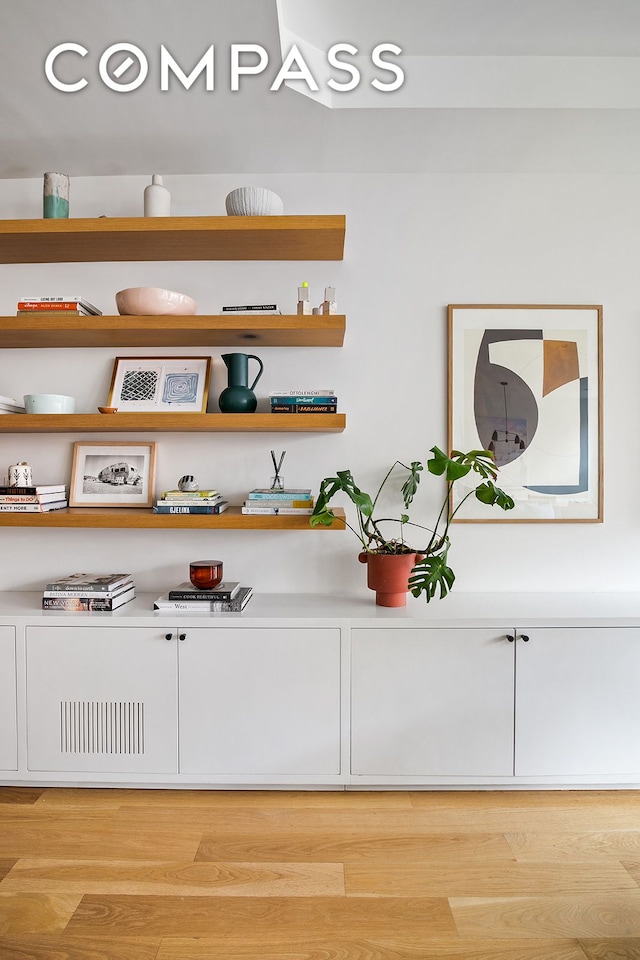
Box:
[351,628,514,776]
[26,626,178,773]
[179,628,341,776]
[0,627,17,771]
[515,627,640,776]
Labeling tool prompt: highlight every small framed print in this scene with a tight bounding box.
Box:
[69,441,156,508]
[107,356,211,413]
[448,304,603,522]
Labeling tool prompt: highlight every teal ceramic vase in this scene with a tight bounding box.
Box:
[218,353,264,413]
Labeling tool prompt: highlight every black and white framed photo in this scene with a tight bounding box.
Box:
[107,356,211,413]
[69,441,157,508]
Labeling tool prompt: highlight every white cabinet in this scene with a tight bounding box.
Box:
[0,627,17,770]
[178,627,341,776]
[515,627,640,777]
[26,626,178,773]
[351,628,515,777]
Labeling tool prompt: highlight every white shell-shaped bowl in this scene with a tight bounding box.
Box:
[225,187,284,216]
[115,287,197,316]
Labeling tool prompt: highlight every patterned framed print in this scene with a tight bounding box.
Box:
[448,304,603,522]
[107,357,211,412]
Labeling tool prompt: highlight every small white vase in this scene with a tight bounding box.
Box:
[43,173,69,218]
[144,175,171,217]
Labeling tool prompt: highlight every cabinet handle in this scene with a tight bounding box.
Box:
[179,633,187,642]
[520,634,530,642]
[165,633,173,641]
[506,634,515,642]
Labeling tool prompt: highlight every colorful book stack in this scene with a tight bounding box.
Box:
[0,394,25,415]
[242,488,314,515]
[0,483,67,513]
[17,296,103,317]
[153,488,229,515]
[153,581,253,612]
[42,573,135,611]
[269,389,337,414]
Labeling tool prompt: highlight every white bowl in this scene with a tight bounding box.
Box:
[115,287,197,316]
[24,393,75,414]
[225,187,284,216]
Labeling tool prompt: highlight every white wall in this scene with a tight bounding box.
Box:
[0,168,635,598]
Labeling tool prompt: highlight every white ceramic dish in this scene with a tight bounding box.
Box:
[115,287,197,316]
[225,187,284,216]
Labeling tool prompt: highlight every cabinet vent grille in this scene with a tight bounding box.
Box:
[59,700,145,755]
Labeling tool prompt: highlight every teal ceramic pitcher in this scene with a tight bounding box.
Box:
[218,353,264,413]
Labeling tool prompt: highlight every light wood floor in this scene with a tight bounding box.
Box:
[2,787,640,958]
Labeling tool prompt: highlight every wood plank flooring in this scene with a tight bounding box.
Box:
[2,789,640,958]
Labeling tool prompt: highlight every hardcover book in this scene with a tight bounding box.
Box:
[154,586,253,612]
[44,573,134,593]
[43,582,135,600]
[269,396,338,404]
[222,304,279,312]
[152,502,229,515]
[248,489,312,499]
[242,499,313,509]
[268,389,334,396]
[167,581,241,601]
[241,506,313,515]
[19,297,102,314]
[270,405,337,413]
[160,489,219,499]
[42,587,135,611]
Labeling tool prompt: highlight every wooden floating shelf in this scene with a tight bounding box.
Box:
[0,314,346,348]
[0,506,346,530]
[0,215,346,263]
[0,413,346,433]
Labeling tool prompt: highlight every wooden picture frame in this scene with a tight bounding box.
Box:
[69,441,157,508]
[448,304,603,522]
[107,356,211,413]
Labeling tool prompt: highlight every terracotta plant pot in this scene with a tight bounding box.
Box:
[358,552,423,607]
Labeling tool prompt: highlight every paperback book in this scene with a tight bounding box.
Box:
[0,501,67,512]
[43,582,134,599]
[153,586,253,612]
[168,581,240,601]
[242,498,313,509]
[0,492,65,503]
[0,484,65,496]
[159,489,219,499]
[268,389,334,396]
[44,573,134,593]
[222,304,280,313]
[152,501,229,515]
[42,587,136,611]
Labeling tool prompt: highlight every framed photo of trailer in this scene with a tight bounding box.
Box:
[69,441,157,508]
[448,304,603,522]
[107,356,211,413]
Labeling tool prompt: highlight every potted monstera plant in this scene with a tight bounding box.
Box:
[310,446,514,606]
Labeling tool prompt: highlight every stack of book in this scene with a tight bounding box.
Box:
[153,581,253,612]
[242,488,314,515]
[42,573,135,611]
[221,303,281,315]
[0,394,25,415]
[269,389,337,414]
[153,488,229,515]
[0,483,67,513]
[17,296,102,317]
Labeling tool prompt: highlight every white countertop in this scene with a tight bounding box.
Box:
[2,591,640,628]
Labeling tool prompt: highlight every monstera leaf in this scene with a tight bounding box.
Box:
[407,546,455,602]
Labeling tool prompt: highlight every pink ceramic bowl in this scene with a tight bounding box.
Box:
[115,287,197,316]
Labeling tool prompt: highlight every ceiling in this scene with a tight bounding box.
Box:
[2,0,640,179]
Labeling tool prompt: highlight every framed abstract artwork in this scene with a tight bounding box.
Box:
[107,357,211,413]
[448,304,603,522]
[69,441,157,508]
